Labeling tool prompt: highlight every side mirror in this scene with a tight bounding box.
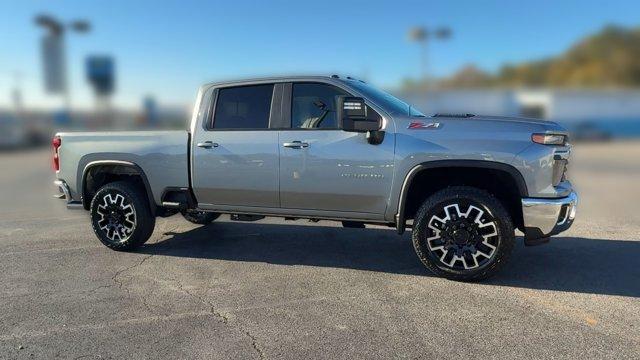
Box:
[338,96,382,133]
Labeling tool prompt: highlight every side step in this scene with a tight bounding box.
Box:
[524,236,550,246]
[342,221,365,229]
[161,201,185,209]
[230,214,265,222]
[161,188,194,210]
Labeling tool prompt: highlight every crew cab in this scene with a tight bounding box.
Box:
[53,75,577,280]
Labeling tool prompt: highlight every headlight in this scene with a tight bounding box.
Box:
[531,133,567,145]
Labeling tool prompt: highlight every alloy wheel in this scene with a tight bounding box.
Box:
[424,201,499,270]
[95,192,137,243]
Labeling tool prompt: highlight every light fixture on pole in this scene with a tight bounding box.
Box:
[34,14,91,111]
[408,26,452,84]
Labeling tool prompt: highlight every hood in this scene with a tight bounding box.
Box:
[473,115,568,135]
[394,114,568,135]
[472,115,565,130]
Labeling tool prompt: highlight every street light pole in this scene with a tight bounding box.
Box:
[408,26,452,87]
[420,38,427,82]
[408,27,428,81]
[34,14,90,112]
[11,71,24,114]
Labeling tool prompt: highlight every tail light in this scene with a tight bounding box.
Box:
[52,136,61,171]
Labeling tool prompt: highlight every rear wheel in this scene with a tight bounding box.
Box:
[412,186,515,281]
[181,210,220,225]
[90,181,155,251]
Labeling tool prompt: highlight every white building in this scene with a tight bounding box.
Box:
[397,89,640,137]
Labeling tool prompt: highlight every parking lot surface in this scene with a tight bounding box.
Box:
[1,143,639,359]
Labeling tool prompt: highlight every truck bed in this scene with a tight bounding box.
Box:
[56,130,189,205]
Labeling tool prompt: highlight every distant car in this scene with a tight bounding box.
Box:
[52,75,577,281]
[0,114,27,149]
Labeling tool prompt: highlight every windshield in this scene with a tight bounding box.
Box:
[346,81,426,117]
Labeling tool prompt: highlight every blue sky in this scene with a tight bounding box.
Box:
[1,0,639,109]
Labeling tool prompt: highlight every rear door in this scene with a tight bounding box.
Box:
[191,83,280,208]
[278,82,395,215]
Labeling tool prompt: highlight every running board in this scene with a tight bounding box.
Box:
[162,201,186,209]
[230,214,265,222]
[161,187,194,210]
[524,236,550,246]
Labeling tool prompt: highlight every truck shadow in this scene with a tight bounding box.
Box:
[140,221,640,298]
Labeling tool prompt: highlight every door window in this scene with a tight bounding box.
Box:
[291,83,349,129]
[212,84,274,129]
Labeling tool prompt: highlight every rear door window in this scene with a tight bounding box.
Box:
[212,84,274,129]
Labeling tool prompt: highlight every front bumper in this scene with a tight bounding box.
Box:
[521,191,578,241]
[54,180,83,209]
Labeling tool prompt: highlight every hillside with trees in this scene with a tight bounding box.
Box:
[405,25,640,89]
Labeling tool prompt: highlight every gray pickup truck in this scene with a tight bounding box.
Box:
[53,75,577,280]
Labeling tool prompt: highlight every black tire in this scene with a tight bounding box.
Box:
[181,210,220,225]
[412,186,515,281]
[90,181,155,251]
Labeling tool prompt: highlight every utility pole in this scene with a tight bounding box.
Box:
[34,14,90,112]
[11,71,24,114]
[408,26,452,86]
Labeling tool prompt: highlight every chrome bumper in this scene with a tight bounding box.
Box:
[522,191,577,241]
[54,180,83,209]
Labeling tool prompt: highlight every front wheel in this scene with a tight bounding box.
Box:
[412,186,515,281]
[90,181,155,251]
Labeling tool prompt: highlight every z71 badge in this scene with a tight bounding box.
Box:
[408,121,441,130]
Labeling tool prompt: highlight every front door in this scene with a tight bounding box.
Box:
[279,82,395,215]
[192,84,279,208]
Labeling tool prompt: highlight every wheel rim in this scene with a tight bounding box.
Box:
[96,192,137,243]
[424,200,499,270]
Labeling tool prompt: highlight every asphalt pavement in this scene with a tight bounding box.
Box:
[0,143,639,359]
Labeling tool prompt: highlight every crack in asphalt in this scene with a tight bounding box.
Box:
[112,254,153,292]
[111,254,155,313]
[0,311,213,341]
[175,282,229,324]
[81,251,266,359]
[245,330,266,360]
[82,220,178,298]
[83,284,113,294]
[82,254,155,296]
[175,281,266,359]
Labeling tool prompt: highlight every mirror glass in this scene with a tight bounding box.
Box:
[338,96,382,132]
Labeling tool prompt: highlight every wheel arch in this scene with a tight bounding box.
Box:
[80,160,156,214]
[396,160,528,234]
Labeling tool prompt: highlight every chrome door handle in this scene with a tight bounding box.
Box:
[283,141,309,149]
[197,141,218,148]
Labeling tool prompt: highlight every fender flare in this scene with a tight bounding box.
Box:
[80,160,156,214]
[395,160,528,234]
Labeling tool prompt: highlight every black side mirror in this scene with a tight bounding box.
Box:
[337,96,384,144]
[338,96,381,132]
